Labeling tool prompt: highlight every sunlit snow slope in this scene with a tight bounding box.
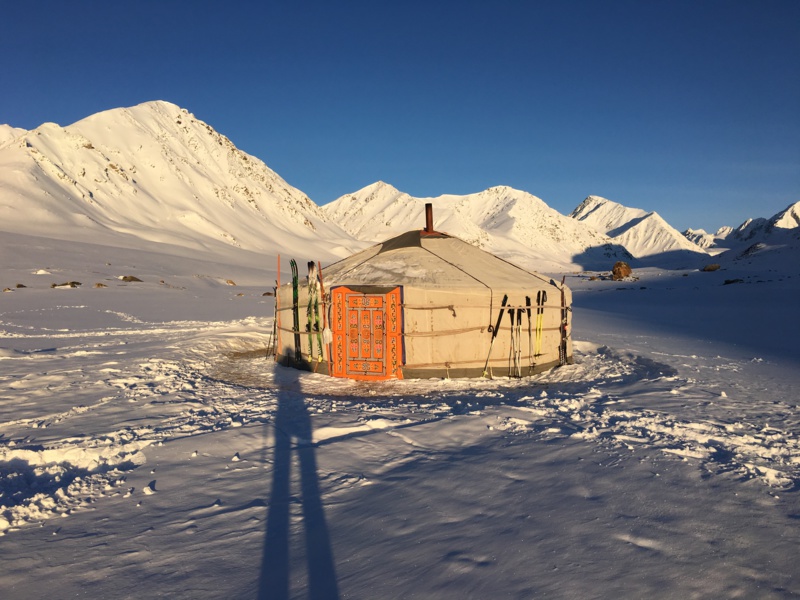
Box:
[571,195,708,265]
[683,200,800,257]
[0,101,359,262]
[324,182,631,271]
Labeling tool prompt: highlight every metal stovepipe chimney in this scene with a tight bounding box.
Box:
[425,203,433,233]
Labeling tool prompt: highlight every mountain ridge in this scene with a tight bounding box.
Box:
[2,101,795,272]
[0,101,359,263]
[681,200,800,256]
[570,195,708,265]
[324,183,632,271]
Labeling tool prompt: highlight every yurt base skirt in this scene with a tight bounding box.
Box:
[275,353,571,380]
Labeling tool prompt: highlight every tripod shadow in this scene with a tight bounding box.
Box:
[258,366,340,600]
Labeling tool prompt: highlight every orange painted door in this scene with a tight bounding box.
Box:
[330,287,403,380]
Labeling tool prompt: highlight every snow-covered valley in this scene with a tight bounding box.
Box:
[1,228,799,598]
[1,101,799,598]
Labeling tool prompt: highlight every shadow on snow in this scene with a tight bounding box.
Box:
[258,365,340,600]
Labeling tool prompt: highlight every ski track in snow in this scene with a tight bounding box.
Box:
[1,313,798,534]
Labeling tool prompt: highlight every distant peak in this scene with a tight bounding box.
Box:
[771,200,800,230]
[485,185,542,196]
[140,99,182,109]
[571,195,612,219]
[358,181,402,196]
[69,100,195,130]
[715,226,733,237]
[130,100,194,119]
[119,100,186,115]
[572,195,614,213]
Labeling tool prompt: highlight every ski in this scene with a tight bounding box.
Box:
[559,276,569,366]
[318,261,333,347]
[290,259,301,365]
[317,260,332,375]
[306,261,316,363]
[307,261,324,364]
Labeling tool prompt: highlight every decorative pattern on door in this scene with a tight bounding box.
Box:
[330,286,403,380]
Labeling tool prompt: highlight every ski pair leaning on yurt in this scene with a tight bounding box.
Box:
[275,204,572,381]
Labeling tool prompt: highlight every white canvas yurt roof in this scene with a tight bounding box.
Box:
[323,229,555,292]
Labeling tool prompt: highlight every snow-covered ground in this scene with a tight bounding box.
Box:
[1,231,798,599]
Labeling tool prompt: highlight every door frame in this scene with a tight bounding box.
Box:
[329,285,404,380]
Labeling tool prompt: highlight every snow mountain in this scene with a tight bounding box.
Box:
[772,200,800,230]
[710,200,800,264]
[727,200,800,244]
[682,200,800,261]
[571,195,708,265]
[5,100,790,275]
[0,101,359,264]
[683,226,734,253]
[0,124,25,146]
[324,182,631,271]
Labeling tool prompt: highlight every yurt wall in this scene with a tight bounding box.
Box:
[275,278,572,380]
[401,287,571,379]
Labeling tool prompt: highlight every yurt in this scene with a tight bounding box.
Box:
[275,205,572,380]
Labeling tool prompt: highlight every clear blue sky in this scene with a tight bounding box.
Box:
[2,0,798,232]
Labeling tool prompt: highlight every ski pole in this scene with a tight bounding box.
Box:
[267,281,277,358]
[525,295,533,374]
[535,290,547,357]
[508,307,522,378]
[515,306,523,377]
[482,294,508,378]
[559,276,568,366]
[275,254,281,362]
[507,308,516,377]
